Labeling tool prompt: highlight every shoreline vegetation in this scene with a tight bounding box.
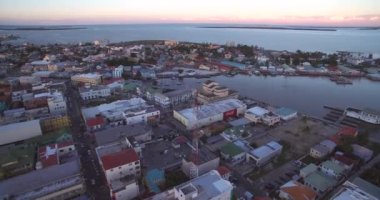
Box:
[0,27,86,31]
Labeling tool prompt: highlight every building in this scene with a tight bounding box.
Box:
[319,160,346,179]
[0,144,35,180]
[82,98,160,126]
[71,73,102,85]
[320,139,337,153]
[79,85,111,101]
[275,107,298,121]
[173,99,247,130]
[33,91,67,115]
[246,141,283,167]
[300,164,318,178]
[332,153,357,170]
[279,180,317,200]
[110,175,139,200]
[303,171,337,197]
[154,89,196,108]
[216,166,231,181]
[331,177,380,200]
[181,147,220,179]
[0,159,85,200]
[245,106,280,126]
[36,141,76,169]
[94,123,153,146]
[220,142,246,164]
[113,65,124,78]
[352,144,373,162]
[310,144,330,159]
[0,120,42,146]
[345,107,380,125]
[40,115,71,133]
[196,80,238,104]
[98,147,140,183]
[86,116,105,131]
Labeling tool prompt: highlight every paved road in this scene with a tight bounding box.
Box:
[66,82,110,200]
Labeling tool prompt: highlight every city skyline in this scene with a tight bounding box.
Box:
[1,0,380,26]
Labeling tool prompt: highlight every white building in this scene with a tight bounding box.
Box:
[45,91,67,115]
[82,98,160,126]
[245,106,281,126]
[247,141,283,167]
[310,144,330,158]
[174,170,233,200]
[319,160,346,179]
[96,142,140,200]
[345,107,380,125]
[113,65,124,78]
[79,85,111,101]
[71,73,102,85]
[173,99,247,130]
[331,178,380,200]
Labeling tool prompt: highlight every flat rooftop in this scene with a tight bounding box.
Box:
[95,123,152,146]
[176,99,246,121]
[0,159,82,199]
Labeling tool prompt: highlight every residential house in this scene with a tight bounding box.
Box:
[279,180,317,200]
[246,141,282,167]
[319,160,346,179]
[220,142,246,164]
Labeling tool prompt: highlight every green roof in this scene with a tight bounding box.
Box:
[220,142,244,157]
[304,171,337,192]
[301,163,318,175]
[320,160,345,175]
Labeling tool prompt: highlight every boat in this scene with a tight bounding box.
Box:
[344,107,380,125]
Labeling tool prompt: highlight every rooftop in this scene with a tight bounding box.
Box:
[320,160,345,175]
[246,106,269,117]
[0,119,42,146]
[100,148,139,171]
[275,107,297,116]
[300,163,318,175]
[0,159,82,199]
[72,73,101,79]
[95,123,151,146]
[304,171,337,192]
[249,141,282,159]
[280,180,317,200]
[176,99,246,121]
[175,170,233,200]
[220,142,244,157]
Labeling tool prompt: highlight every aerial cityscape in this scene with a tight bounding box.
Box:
[1,1,380,200]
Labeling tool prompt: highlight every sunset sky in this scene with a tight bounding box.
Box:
[1,0,379,26]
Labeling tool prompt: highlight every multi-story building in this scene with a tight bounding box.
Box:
[331,177,380,200]
[71,73,102,85]
[181,147,219,179]
[113,65,124,78]
[40,115,71,134]
[245,106,280,126]
[154,89,196,108]
[173,99,247,130]
[41,91,67,115]
[79,85,111,101]
[197,80,238,104]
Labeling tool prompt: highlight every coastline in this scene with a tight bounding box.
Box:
[199,26,337,31]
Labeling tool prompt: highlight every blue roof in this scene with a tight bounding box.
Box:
[146,169,165,193]
[220,61,246,69]
[275,107,297,117]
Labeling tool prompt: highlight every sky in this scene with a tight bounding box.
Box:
[0,0,380,26]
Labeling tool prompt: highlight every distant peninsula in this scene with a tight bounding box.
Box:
[199,26,337,31]
[0,26,86,31]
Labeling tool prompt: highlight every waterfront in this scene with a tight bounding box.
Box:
[172,75,380,118]
[1,24,380,55]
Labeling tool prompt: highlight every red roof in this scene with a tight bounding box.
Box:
[101,148,139,171]
[38,144,59,168]
[57,141,75,148]
[337,127,358,138]
[334,154,355,166]
[174,135,188,144]
[217,165,231,176]
[102,78,123,85]
[329,135,343,145]
[86,117,105,127]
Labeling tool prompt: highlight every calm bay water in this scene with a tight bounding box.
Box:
[1,24,380,55]
[178,75,380,118]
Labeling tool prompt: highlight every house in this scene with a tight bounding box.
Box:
[310,144,330,158]
[279,180,317,200]
[331,177,380,200]
[113,65,124,78]
[345,107,380,125]
[216,165,231,181]
[71,73,102,85]
[319,160,346,179]
[337,126,358,138]
[220,142,246,164]
[303,171,337,197]
[320,139,337,153]
[275,107,298,121]
[300,163,318,178]
[181,147,220,178]
[332,153,357,170]
[352,144,373,162]
[246,141,282,167]
[86,116,105,131]
[196,80,238,104]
